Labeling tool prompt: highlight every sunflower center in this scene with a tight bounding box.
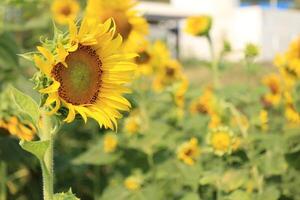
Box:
[52,45,102,105]
[165,67,175,77]
[135,51,151,64]
[103,10,132,40]
[184,148,193,157]
[61,6,71,16]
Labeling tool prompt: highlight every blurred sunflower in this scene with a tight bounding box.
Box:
[261,73,281,107]
[103,134,118,153]
[86,0,148,51]
[152,59,184,92]
[124,176,142,191]
[285,106,300,125]
[33,18,137,130]
[275,37,300,88]
[134,40,154,76]
[177,137,200,165]
[124,110,141,135]
[207,127,233,156]
[185,15,212,37]
[0,116,36,141]
[190,87,215,115]
[51,0,80,25]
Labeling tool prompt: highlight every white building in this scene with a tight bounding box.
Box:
[139,0,300,61]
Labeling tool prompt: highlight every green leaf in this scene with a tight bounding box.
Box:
[9,85,40,125]
[20,140,49,160]
[54,189,80,200]
[257,186,280,200]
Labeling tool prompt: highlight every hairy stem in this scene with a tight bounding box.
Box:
[40,112,54,200]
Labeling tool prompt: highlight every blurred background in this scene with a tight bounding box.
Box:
[138,0,300,61]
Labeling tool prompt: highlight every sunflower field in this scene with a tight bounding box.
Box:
[0,0,300,200]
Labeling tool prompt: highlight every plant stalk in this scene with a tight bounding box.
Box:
[207,35,220,89]
[40,112,54,200]
[0,162,7,200]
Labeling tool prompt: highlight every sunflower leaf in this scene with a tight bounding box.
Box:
[53,189,80,200]
[9,85,40,125]
[19,140,49,161]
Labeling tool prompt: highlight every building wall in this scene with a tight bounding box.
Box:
[171,0,300,61]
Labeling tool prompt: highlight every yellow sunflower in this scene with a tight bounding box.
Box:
[285,106,300,125]
[124,110,141,135]
[134,40,154,76]
[51,0,80,25]
[124,176,142,191]
[152,59,184,92]
[0,117,36,141]
[177,137,200,165]
[86,0,149,51]
[190,87,215,115]
[185,15,212,37]
[33,18,137,130]
[103,133,118,153]
[207,127,233,156]
[261,73,282,107]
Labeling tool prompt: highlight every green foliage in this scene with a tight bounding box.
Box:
[19,140,49,161]
[54,189,80,200]
[9,85,40,125]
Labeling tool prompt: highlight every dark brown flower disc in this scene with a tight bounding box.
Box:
[135,51,151,65]
[165,67,175,77]
[61,6,71,16]
[52,45,102,105]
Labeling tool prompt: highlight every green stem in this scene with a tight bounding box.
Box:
[0,162,7,200]
[207,35,220,89]
[40,112,55,200]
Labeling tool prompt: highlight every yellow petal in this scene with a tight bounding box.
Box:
[37,46,54,63]
[33,55,52,75]
[39,81,60,93]
[64,104,76,123]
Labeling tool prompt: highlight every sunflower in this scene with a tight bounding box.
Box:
[207,127,233,156]
[152,59,184,92]
[134,40,154,76]
[0,116,36,141]
[261,73,282,106]
[185,15,212,37]
[190,87,215,115]
[124,176,142,191]
[51,0,80,25]
[33,18,137,130]
[285,106,300,125]
[177,137,200,165]
[103,133,118,153]
[275,37,300,85]
[86,0,148,51]
[124,110,141,135]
